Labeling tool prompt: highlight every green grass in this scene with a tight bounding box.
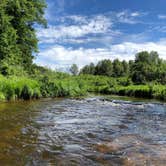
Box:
[0,73,166,102]
[0,75,41,101]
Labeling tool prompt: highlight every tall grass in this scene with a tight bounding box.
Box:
[100,84,166,100]
[0,75,41,101]
[0,73,166,102]
[40,77,87,98]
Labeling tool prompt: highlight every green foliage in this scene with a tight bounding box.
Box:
[0,70,165,101]
[95,59,113,76]
[70,64,79,76]
[80,51,166,85]
[131,51,166,84]
[112,59,125,77]
[0,0,46,75]
[80,59,129,77]
[99,84,166,101]
[1,0,166,103]
[0,75,41,101]
[80,63,95,75]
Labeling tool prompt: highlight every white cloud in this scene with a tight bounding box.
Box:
[115,10,143,24]
[38,10,144,45]
[131,12,140,17]
[35,46,112,69]
[37,15,113,44]
[35,39,166,70]
[36,10,153,70]
[65,15,88,24]
[158,15,166,19]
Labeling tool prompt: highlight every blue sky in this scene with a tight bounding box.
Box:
[35,0,166,70]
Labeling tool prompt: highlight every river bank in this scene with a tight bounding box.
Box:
[0,74,166,103]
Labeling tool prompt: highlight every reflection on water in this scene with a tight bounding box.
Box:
[0,97,165,165]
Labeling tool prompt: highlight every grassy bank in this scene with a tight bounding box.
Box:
[0,75,41,101]
[100,85,166,101]
[0,73,166,102]
[0,74,87,101]
[75,75,166,101]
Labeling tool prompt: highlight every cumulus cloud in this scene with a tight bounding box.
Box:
[35,39,166,70]
[37,14,113,44]
[36,9,155,70]
[38,10,144,45]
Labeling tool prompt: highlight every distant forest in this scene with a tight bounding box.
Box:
[78,51,166,84]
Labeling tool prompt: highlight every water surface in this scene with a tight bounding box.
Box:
[0,97,165,165]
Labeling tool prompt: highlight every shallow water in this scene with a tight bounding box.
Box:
[0,97,165,165]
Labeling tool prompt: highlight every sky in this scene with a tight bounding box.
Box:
[35,0,166,70]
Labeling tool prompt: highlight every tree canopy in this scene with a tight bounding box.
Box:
[0,0,46,75]
[70,64,79,76]
[80,51,166,85]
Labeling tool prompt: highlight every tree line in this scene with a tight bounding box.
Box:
[70,51,166,85]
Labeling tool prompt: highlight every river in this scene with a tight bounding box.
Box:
[0,96,165,165]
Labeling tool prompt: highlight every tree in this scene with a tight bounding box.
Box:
[122,60,129,76]
[80,63,95,75]
[70,64,79,76]
[112,59,124,77]
[95,59,113,76]
[129,60,134,74]
[88,63,96,75]
[0,0,47,75]
[0,0,21,75]
[131,51,163,84]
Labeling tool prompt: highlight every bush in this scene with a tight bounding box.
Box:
[0,72,166,102]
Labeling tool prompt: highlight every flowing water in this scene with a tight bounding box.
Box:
[0,96,165,165]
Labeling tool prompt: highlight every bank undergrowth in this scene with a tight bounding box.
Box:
[0,73,166,102]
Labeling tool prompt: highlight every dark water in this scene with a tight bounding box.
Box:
[0,97,165,165]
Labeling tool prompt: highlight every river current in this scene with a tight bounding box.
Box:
[0,96,165,165]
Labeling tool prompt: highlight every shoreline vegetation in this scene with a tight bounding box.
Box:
[1,50,166,102]
[1,1,166,102]
[1,69,166,102]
